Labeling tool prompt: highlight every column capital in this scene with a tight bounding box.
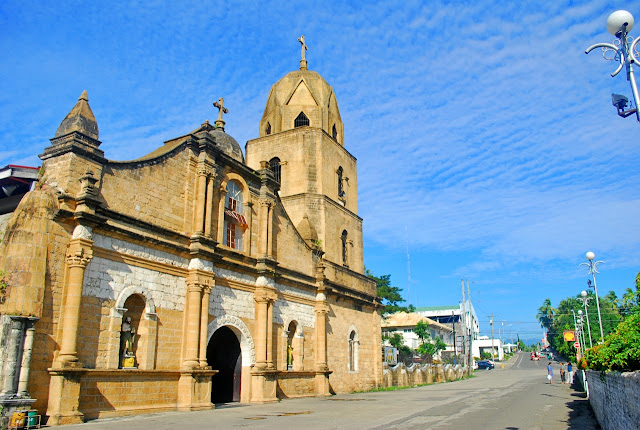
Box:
[66,243,93,268]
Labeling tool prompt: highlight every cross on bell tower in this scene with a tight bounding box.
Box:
[298,35,308,71]
[213,97,228,130]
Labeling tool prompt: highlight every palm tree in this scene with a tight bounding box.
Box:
[536,299,555,331]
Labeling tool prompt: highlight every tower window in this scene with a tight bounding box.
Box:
[265,122,271,135]
[269,157,281,183]
[332,124,338,141]
[294,111,309,128]
[341,230,348,267]
[337,166,345,198]
[224,180,246,250]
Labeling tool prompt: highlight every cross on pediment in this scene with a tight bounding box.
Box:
[213,97,228,130]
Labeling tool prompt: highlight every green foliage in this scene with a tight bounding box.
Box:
[0,270,7,304]
[480,351,492,360]
[517,340,527,351]
[388,333,404,349]
[419,342,436,357]
[536,298,555,330]
[580,309,640,371]
[366,268,411,315]
[414,320,430,342]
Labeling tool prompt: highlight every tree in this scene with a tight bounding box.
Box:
[366,269,410,315]
[536,298,555,331]
[414,320,430,342]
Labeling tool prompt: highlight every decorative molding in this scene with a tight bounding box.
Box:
[208,315,256,365]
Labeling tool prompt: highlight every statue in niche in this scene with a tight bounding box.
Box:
[120,316,136,368]
[287,342,294,370]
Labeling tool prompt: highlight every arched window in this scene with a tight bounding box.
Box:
[341,230,348,267]
[269,157,281,183]
[294,111,309,128]
[265,122,271,135]
[224,180,246,250]
[337,166,345,198]
[332,124,338,141]
[348,330,359,372]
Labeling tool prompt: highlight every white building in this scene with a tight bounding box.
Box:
[381,312,453,352]
[473,336,505,361]
[415,302,480,357]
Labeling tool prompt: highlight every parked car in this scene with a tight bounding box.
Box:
[477,360,495,370]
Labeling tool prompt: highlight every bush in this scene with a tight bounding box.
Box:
[580,309,640,371]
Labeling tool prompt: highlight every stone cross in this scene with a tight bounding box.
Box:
[213,97,228,121]
[298,35,308,61]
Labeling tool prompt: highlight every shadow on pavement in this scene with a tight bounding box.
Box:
[565,391,601,429]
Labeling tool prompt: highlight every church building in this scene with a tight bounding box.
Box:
[0,39,382,425]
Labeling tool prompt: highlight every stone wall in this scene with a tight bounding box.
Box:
[586,370,640,430]
[381,363,467,388]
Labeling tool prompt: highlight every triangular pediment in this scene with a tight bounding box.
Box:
[286,80,319,106]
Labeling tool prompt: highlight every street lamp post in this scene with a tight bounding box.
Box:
[577,310,587,350]
[585,10,640,122]
[571,310,582,361]
[579,290,593,348]
[580,252,605,341]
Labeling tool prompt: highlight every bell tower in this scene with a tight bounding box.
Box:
[246,38,364,273]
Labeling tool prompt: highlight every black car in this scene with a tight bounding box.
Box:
[477,360,495,370]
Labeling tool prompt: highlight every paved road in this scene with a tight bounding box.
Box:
[56,353,600,429]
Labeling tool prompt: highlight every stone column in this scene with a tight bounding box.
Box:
[314,301,329,371]
[245,201,254,254]
[258,201,270,257]
[254,291,269,370]
[266,203,273,258]
[266,296,275,369]
[182,282,203,369]
[194,168,208,235]
[17,317,38,397]
[217,188,227,244]
[198,285,212,367]
[0,317,25,397]
[57,228,93,366]
[204,175,215,238]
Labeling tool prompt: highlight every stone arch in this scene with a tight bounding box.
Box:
[281,318,304,371]
[107,286,158,369]
[114,285,157,316]
[208,315,255,366]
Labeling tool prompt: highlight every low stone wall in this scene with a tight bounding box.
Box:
[586,370,640,430]
[381,363,467,388]
[78,370,182,420]
[276,371,316,398]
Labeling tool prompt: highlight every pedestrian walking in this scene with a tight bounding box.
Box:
[567,362,573,384]
[547,362,553,384]
[560,364,566,384]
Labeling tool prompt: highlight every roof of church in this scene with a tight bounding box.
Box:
[267,68,336,111]
[55,90,99,140]
[382,312,453,332]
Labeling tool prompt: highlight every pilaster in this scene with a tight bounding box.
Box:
[56,225,93,367]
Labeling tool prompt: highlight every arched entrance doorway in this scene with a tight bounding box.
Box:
[207,326,241,403]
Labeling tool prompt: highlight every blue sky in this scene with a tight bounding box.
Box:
[1,1,639,344]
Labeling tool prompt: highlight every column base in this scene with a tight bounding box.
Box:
[250,369,279,403]
[46,368,86,426]
[177,370,217,411]
[314,370,332,397]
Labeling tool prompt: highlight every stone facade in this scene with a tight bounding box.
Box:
[0,53,381,426]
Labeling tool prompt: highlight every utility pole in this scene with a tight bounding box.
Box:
[489,314,495,360]
[466,280,473,369]
[451,311,457,362]
[461,279,467,372]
